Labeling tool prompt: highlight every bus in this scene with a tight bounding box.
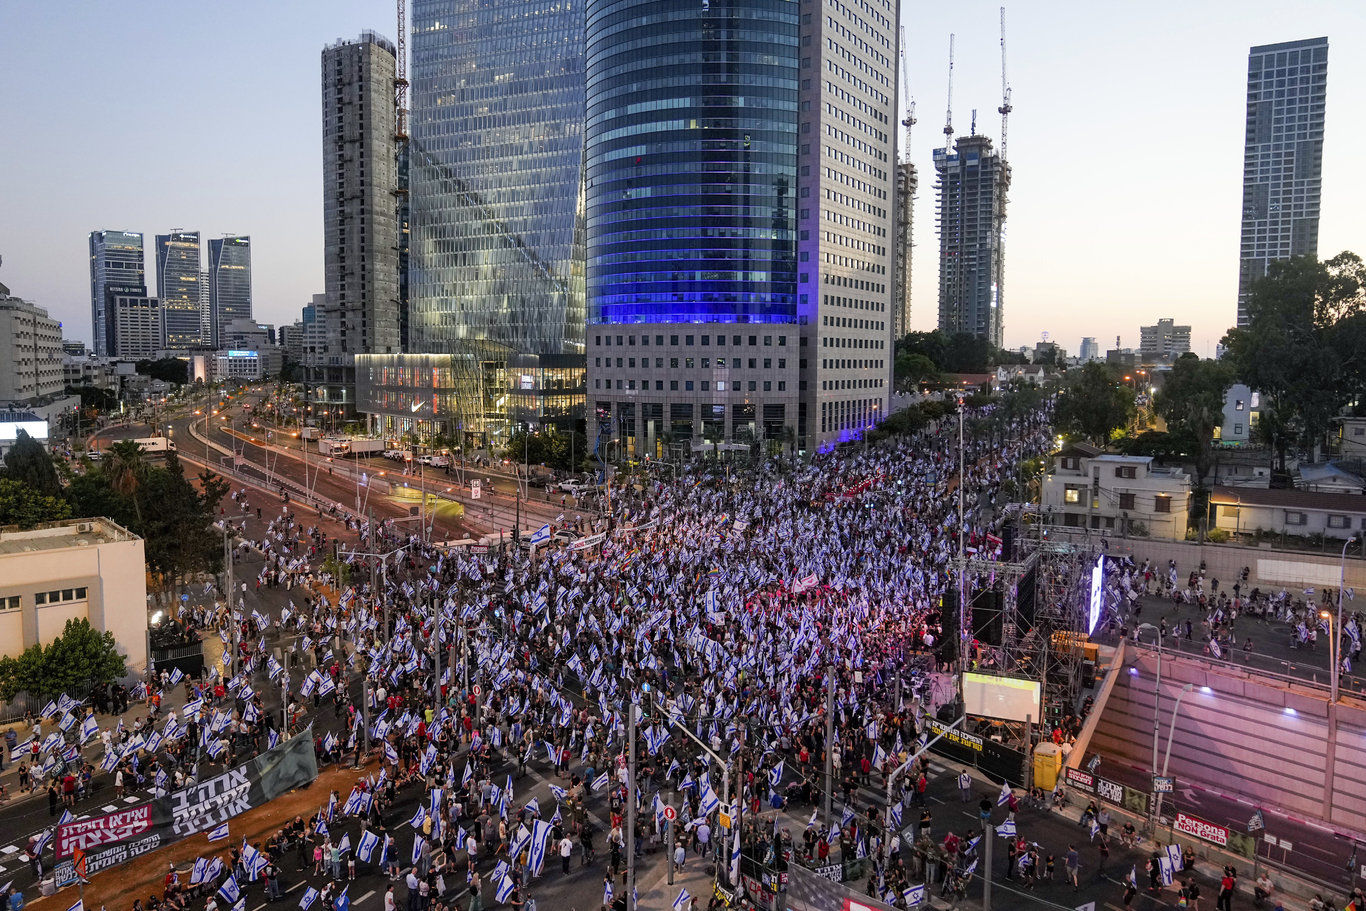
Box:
[132,437,176,456]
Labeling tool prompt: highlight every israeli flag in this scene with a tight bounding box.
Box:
[529,524,551,546]
[208,823,230,842]
[549,784,567,802]
[66,901,83,911]
[699,785,721,816]
[411,836,424,866]
[890,803,902,828]
[592,771,610,792]
[673,888,691,911]
[337,834,352,856]
[218,876,241,904]
[495,875,515,904]
[357,830,380,863]
[996,780,1012,806]
[604,880,613,907]
[299,887,319,910]
[997,818,1016,838]
[903,885,926,906]
[80,714,100,743]
[59,808,74,825]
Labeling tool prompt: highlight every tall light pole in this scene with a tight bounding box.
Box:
[1150,682,1193,829]
[956,392,967,678]
[1332,536,1358,704]
[1138,622,1163,832]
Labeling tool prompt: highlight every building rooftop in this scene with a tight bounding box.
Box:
[1210,485,1366,513]
[0,518,139,556]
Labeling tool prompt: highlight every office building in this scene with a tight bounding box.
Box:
[0,271,64,405]
[208,236,252,348]
[156,231,203,348]
[934,134,1010,347]
[893,161,917,342]
[89,230,145,357]
[0,518,149,671]
[583,0,898,455]
[1079,337,1099,362]
[107,287,162,359]
[1236,37,1328,327]
[1139,318,1191,364]
[369,0,588,446]
[319,33,401,414]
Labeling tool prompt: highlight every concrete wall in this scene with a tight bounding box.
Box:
[1090,647,1366,830]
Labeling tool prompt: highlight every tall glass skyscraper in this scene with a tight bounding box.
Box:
[407,0,586,358]
[209,236,253,348]
[585,0,899,454]
[1236,37,1328,327]
[156,231,203,348]
[89,230,145,357]
[934,134,1009,348]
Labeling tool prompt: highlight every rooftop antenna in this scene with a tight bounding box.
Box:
[970,108,977,135]
[943,34,955,145]
[998,6,1012,160]
[899,26,916,165]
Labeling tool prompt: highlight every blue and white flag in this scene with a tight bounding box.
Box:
[604,880,613,907]
[673,887,691,911]
[217,876,241,904]
[66,900,83,911]
[529,524,551,546]
[591,771,610,792]
[411,836,424,866]
[80,714,100,743]
[903,884,926,907]
[208,823,230,842]
[299,888,319,910]
[59,809,74,826]
[335,887,349,911]
[190,857,210,885]
[495,875,515,904]
[997,818,1016,838]
[699,786,721,816]
[337,833,352,856]
[996,780,1012,806]
[357,830,380,863]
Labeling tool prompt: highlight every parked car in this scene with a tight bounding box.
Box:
[556,480,587,496]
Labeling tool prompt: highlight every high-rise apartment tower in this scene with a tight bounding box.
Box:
[934,134,1009,348]
[1236,37,1328,327]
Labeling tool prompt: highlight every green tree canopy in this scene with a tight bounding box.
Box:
[895,330,997,374]
[1054,362,1135,446]
[135,357,189,385]
[0,477,72,528]
[0,617,126,702]
[1155,353,1235,488]
[1221,252,1366,461]
[2,428,61,498]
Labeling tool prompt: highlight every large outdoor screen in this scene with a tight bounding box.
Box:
[963,672,1042,723]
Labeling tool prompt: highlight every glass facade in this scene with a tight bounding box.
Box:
[408,0,587,357]
[89,230,145,357]
[584,0,800,326]
[156,231,203,348]
[209,236,252,348]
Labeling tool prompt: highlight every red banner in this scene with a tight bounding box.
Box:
[1173,812,1229,847]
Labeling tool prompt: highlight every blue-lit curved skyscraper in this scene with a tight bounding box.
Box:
[586,0,799,326]
[586,0,899,454]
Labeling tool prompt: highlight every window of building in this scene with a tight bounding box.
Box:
[0,596,18,612]
[685,381,694,391]
[1236,400,1245,411]
[701,381,710,391]
[778,382,786,391]
[670,381,679,391]
[670,358,679,369]
[1235,424,1243,435]
[701,336,710,346]
[1328,515,1351,529]
[1064,486,1081,504]
[34,587,87,606]
[1119,493,1136,510]
[1154,495,1171,513]
[1114,466,1137,479]
[701,358,710,369]
[686,335,694,346]
[732,358,741,368]
[1285,511,1307,526]
[748,381,757,391]
[670,335,679,346]
[763,381,772,391]
[717,382,726,391]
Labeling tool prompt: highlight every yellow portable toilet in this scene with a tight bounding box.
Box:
[1033,742,1062,791]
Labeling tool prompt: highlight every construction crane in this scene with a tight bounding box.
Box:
[898,26,916,165]
[395,0,408,141]
[998,6,1012,160]
[943,33,955,145]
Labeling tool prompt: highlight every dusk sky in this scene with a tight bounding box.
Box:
[1,1,1362,356]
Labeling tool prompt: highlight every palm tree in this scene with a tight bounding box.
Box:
[102,439,148,523]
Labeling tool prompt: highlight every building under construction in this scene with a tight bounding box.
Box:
[934,134,1010,349]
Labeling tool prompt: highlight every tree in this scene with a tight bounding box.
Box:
[1054,362,1135,445]
[1221,252,1366,462]
[0,477,72,528]
[0,617,126,701]
[2,429,61,498]
[895,330,995,375]
[1156,353,1235,488]
[894,352,940,390]
[135,357,189,385]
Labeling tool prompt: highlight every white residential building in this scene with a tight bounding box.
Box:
[0,518,148,672]
[1042,443,1192,540]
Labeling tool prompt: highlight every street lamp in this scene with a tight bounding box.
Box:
[1150,682,1194,829]
[1332,536,1359,703]
[1137,621,1164,833]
